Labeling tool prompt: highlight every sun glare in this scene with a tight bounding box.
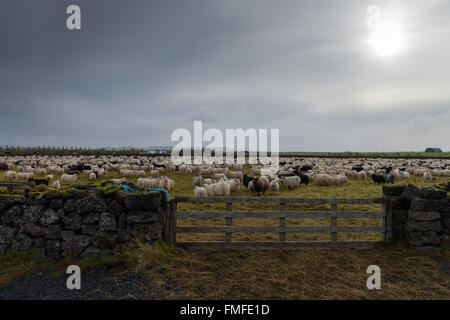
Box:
[368,22,404,57]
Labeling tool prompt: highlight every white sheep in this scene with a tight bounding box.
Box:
[61,174,78,184]
[5,170,17,181]
[423,171,432,181]
[46,174,54,182]
[52,180,60,190]
[269,180,280,192]
[112,177,127,184]
[89,172,97,180]
[194,186,208,197]
[280,176,301,190]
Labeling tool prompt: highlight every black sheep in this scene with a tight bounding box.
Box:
[243,173,254,188]
[371,174,386,184]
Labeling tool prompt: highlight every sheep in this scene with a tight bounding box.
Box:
[203,183,215,196]
[226,171,243,181]
[46,174,54,182]
[194,186,208,197]
[356,171,367,180]
[247,180,255,192]
[226,178,241,192]
[112,177,127,184]
[137,178,156,189]
[212,181,231,196]
[192,175,203,187]
[280,175,301,189]
[334,174,348,186]
[89,172,97,180]
[253,177,269,195]
[61,174,78,184]
[52,180,60,190]
[18,172,33,180]
[423,171,432,181]
[399,171,410,179]
[371,174,386,184]
[269,180,280,192]
[159,177,174,191]
[313,174,334,186]
[149,170,159,177]
[5,170,17,181]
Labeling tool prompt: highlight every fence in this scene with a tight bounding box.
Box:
[165,196,392,247]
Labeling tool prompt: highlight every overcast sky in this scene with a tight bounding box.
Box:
[0,0,449,151]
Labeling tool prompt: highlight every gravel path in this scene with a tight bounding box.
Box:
[0,268,154,300]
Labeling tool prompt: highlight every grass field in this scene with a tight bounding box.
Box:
[0,167,449,299]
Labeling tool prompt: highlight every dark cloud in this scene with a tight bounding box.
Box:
[0,0,449,151]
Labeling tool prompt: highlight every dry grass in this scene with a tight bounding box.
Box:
[0,251,50,285]
[127,241,450,299]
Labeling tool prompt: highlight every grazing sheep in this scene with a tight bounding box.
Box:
[149,170,159,177]
[334,174,348,186]
[46,174,54,182]
[192,175,203,187]
[61,174,78,184]
[423,171,432,181]
[52,180,60,190]
[159,177,174,191]
[5,170,17,181]
[253,177,269,195]
[226,171,243,181]
[356,171,367,180]
[18,172,33,180]
[112,177,127,184]
[399,171,410,179]
[269,180,280,192]
[137,178,156,188]
[227,178,240,193]
[314,174,334,186]
[89,172,97,180]
[194,186,208,197]
[247,180,255,192]
[383,173,395,184]
[212,181,231,196]
[202,184,215,196]
[371,174,386,184]
[281,175,301,189]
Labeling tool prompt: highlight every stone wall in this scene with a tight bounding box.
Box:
[383,182,450,249]
[0,186,167,258]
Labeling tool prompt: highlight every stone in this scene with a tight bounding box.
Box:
[383,185,406,197]
[61,231,91,255]
[63,199,77,213]
[82,212,100,224]
[392,184,420,209]
[0,202,6,214]
[117,213,126,229]
[49,198,65,210]
[410,199,450,213]
[81,246,102,257]
[409,211,441,222]
[407,231,440,246]
[405,220,443,232]
[22,205,44,223]
[22,223,46,237]
[93,230,116,249]
[82,224,98,236]
[45,224,62,240]
[39,208,64,226]
[107,199,123,218]
[46,240,61,258]
[32,237,46,248]
[123,193,160,211]
[63,213,82,230]
[126,211,158,224]
[392,209,408,222]
[1,205,23,226]
[0,225,16,255]
[99,212,116,231]
[12,232,33,251]
[62,189,88,199]
[76,196,105,214]
[419,188,447,200]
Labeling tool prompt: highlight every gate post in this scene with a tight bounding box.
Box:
[166,199,177,244]
[383,197,393,243]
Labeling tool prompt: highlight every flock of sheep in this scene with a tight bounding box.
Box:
[0,155,449,196]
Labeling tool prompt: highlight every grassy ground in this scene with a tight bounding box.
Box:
[0,167,449,299]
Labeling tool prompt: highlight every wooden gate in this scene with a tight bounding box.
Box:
[164,196,392,247]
